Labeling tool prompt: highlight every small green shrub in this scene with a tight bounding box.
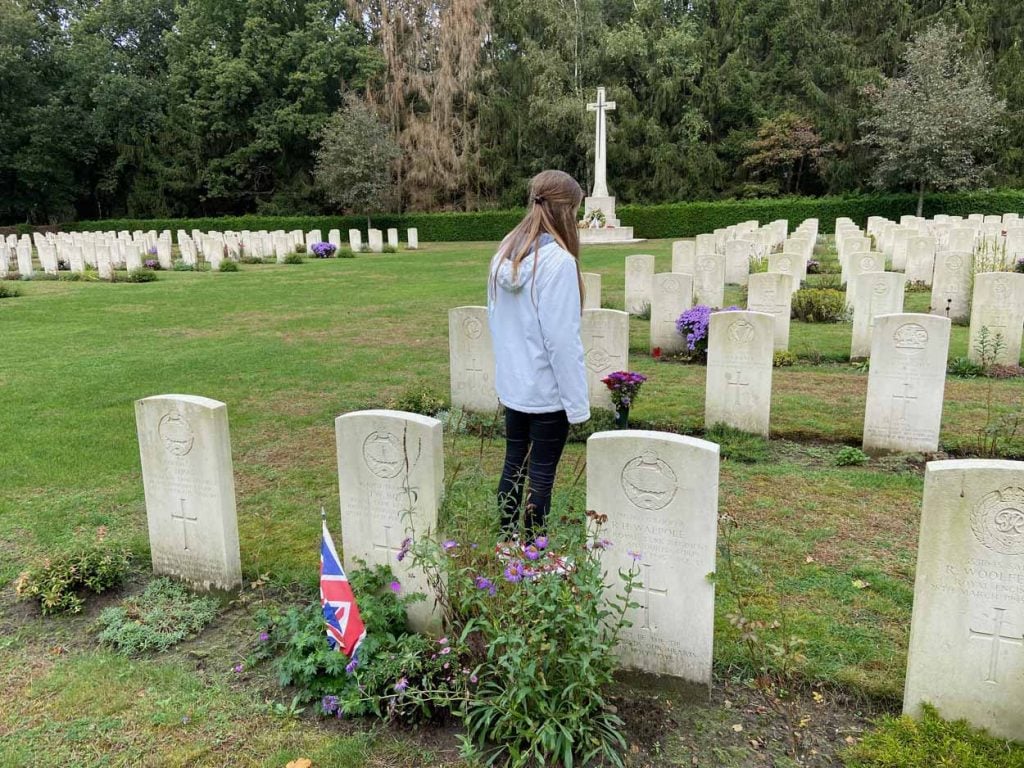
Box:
[382,244,398,254]
[835,446,870,466]
[634,301,651,320]
[773,350,796,367]
[96,578,220,654]
[127,267,158,283]
[14,538,132,615]
[359,244,372,253]
[172,260,194,271]
[844,704,1024,768]
[948,356,984,378]
[284,253,304,265]
[294,243,306,254]
[390,387,447,416]
[218,260,240,272]
[0,283,21,298]
[336,247,355,259]
[792,288,846,322]
[239,255,265,264]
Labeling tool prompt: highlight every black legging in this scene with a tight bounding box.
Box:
[497,408,570,537]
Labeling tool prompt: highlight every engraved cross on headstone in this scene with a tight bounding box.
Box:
[170,498,198,551]
[638,563,669,631]
[373,524,405,564]
[969,608,1023,684]
[727,370,750,403]
[891,382,917,422]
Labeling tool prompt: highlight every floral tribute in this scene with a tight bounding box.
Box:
[309,241,337,258]
[675,304,740,359]
[601,370,647,413]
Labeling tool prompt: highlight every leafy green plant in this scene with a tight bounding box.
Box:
[791,288,846,322]
[382,244,398,254]
[171,260,195,271]
[634,301,651,320]
[336,247,355,259]
[773,350,796,367]
[835,446,870,466]
[409,515,639,768]
[14,535,132,615]
[390,387,447,416]
[284,253,304,264]
[294,243,306,254]
[0,283,21,298]
[948,356,984,378]
[95,577,219,654]
[218,260,240,272]
[705,423,771,463]
[240,255,266,264]
[844,704,1024,768]
[127,267,158,283]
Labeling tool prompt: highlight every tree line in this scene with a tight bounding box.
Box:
[0,0,1019,224]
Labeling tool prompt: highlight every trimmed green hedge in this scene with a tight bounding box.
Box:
[59,190,1024,242]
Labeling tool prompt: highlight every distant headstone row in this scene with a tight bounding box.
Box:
[133,395,1024,736]
[0,227,422,278]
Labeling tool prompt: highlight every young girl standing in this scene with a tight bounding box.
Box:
[488,170,590,537]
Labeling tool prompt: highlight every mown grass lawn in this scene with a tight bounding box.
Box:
[1,239,1022,766]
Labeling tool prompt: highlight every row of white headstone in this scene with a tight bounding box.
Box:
[0,227,421,278]
[133,394,1024,739]
[449,304,954,453]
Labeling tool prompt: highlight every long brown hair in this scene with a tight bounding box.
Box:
[491,170,585,304]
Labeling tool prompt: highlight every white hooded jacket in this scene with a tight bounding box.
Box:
[487,234,590,424]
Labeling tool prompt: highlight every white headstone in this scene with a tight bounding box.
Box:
[850,272,905,360]
[724,240,754,286]
[845,251,886,308]
[581,309,629,410]
[328,229,342,250]
[862,313,950,454]
[650,272,694,354]
[368,229,384,253]
[134,395,242,591]
[705,311,774,436]
[747,273,794,351]
[335,410,443,633]
[948,228,977,254]
[903,459,1024,742]
[349,229,363,252]
[448,306,498,413]
[582,272,601,310]
[905,236,937,286]
[930,251,973,322]
[968,273,1024,366]
[693,252,725,308]
[407,228,419,250]
[625,254,655,315]
[387,228,399,249]
[587,431,719,691]
[767,252,801,295]
[671,241,696,274]
[16,243,33,277]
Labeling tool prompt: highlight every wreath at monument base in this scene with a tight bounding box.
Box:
[578,210,608,229]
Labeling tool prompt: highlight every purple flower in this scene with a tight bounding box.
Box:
[144,259,159,270]
[389,580,402,593]
[322,695,339,715]
[397,536,412,562]
[627,550,642,561]
[147,246,158,256]
[592,538,613,550]
[258,631,270,642]
[524,545,540,561]
[345,657,359,674]
[474,575,494,592]
[394,677,409,693]
[232,663,244,673]
[504,561,524,583]
[443,539,458,552]
[470,674,478,684]
[440,646,452,655]
[534,536,548,550]
[438,636,449,645]
[310,241,337,258]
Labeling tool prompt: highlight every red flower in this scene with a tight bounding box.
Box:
[652,347,662,359]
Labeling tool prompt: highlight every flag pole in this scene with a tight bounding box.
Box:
[321,504,327,524]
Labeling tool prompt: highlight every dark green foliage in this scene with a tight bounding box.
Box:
[835,446,870,467]
[704,424,771,463]
[773,350,796,367]
[390,388,447,417]
[14,539,132,615]
[844,704,1024,768]
[126,268,158,282]
[218,260,239,273]
[96,578,220,654]
[949,356,986,378]
[0,283,21,298]
[283,253,304,265]
[792,288,847,323]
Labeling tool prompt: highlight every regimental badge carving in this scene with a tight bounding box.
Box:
[628,258,647,274]
[893,322,929,354]
[698,257,716,273]
[159,412,195,457]
[777,256,792,271]
[872,279,889,296]
[728,319,755,344]
[860,256,876,270]
[662,277,680,294]
[946,255,964,272]
[363,431,405,479]
[971,487,1024,555]
[463,316,483,340]
[585,347,611,373]
[621,451,678,510]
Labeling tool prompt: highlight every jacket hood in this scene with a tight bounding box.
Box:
[494,234,556,292]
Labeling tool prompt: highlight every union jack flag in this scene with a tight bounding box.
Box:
[320,520,366,658]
